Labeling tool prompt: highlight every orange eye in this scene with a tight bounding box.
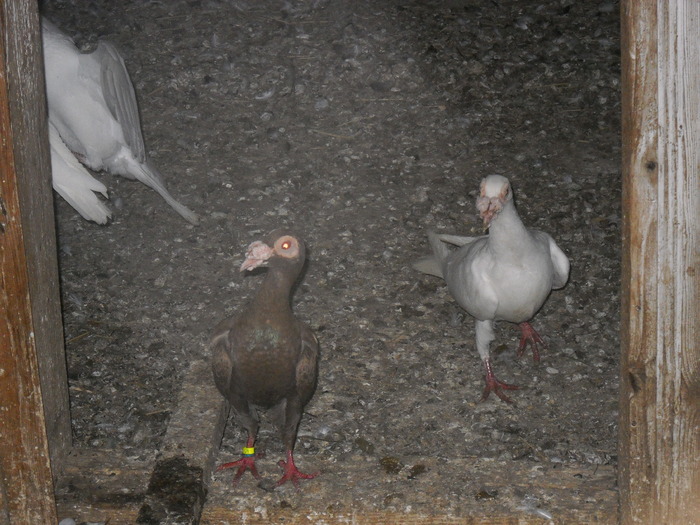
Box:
[281,241,291,250]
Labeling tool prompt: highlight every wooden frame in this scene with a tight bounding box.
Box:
[0,1,68,523]
[1,0,698,522]
[620,1,700,522]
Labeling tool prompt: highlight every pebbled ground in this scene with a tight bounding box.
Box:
[43,0,621,518]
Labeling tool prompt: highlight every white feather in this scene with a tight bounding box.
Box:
[42,18,199,225]
[49,122,112,224]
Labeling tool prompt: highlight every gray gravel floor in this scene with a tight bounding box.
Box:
[44,0,621,516]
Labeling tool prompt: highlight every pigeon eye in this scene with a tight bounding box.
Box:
[281,241,291,250]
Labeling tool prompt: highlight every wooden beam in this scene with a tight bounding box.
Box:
[202,460,617,524]
[0,3,59,523]
[55,449,152,523]
[201,511,560,525]
[620,1,700,522]
[136,359,228,523]
[1,0,71,476]
[53,360,227,524]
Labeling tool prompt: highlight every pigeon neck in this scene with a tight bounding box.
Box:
[488,201,528,242]
[251,265,299,313]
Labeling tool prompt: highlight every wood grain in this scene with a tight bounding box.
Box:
[0,3,58,523]
[54,448,152,523]
[202,460,617,524]
[136,359,229,523]
[620,1,700,522]
[2,0,72,477]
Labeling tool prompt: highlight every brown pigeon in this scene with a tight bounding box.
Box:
[211,230,319,486]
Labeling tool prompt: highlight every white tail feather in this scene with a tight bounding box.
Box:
[130,161,199,225]
[412,255,443,278]
[49,124,112,224]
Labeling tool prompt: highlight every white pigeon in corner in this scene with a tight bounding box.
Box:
[413,175,570,402]
[42,18,199,225]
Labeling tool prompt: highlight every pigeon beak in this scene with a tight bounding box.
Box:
[240,241,274,272]
[480,206,496,228]
[477,196,501,228]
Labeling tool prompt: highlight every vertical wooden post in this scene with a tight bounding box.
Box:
[1,0,71,475]
[0,0,68,522]
[621,1,700,523]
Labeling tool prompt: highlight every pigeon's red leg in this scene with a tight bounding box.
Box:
[481,358,519,403]
[517,322,546,362]
[216,436,263,483]
[276,450,319,487]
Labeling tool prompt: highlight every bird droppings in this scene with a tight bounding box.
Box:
[380,457,405,475]
[407,464,427,480]
[47,0,620,520]
[137,456,206,524]
[475,488,499,501]
[354,437,375,455]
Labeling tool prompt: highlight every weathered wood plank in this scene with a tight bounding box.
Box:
[54,455,616,525]
[620,0,700,522]
[53,360,226,524]
[56,503,141,525]
[201,512,552,525]
[55,449,153,523]
[2,0,71,477]
[136,358,228,523]
[653,2,700,519]
[0,4,58,523]
[55,449,153,505]
[202,460,617,524]
[619,1,658,521]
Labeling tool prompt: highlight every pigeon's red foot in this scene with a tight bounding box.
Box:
[517,322,546,362]
[216,441,264,484]
[276,450,319,487]
[481,358,519,403]
[482,374,520,403]
[216,456,262,484]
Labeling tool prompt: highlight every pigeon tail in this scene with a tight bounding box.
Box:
[413,232,482,278]
[427,231,452,263]
[53,175,112,224]
[131,161,199,224]
[50,124,112,224]
[412,255,443,278]
[437,233,481,247]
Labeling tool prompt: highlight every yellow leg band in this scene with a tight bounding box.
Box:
[242,447,255,456]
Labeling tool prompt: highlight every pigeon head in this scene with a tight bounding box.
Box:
[240,230,305,272]
[476,175,512,227]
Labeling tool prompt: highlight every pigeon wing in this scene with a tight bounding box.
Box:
[296,325,320,406]
[548,236,570,289]
[95,41,146,162]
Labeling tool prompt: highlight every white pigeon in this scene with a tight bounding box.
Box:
[42,18,199,225]
[413,175,570,402]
